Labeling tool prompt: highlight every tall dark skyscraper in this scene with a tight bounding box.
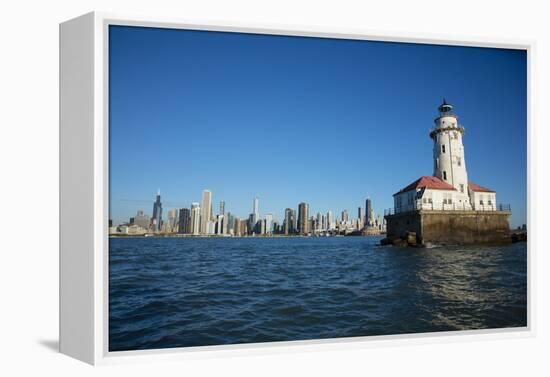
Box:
[248,213,256,235]
[298,202,309,235]
[365,197,373,227]
[178,208,191,234]
[151,190,163,231]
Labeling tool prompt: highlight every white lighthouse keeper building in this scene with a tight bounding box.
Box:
[393,100,496,213]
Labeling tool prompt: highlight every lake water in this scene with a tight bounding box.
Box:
[109,236,527,351]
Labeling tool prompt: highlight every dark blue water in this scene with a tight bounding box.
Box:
[109,237,527,351]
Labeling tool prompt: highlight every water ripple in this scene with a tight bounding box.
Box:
[109,237,527,351]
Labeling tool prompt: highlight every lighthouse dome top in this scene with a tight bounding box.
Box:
[438,99,454,114]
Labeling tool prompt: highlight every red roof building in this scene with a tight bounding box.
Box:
[468,182,495,193]
[394,176,456,196]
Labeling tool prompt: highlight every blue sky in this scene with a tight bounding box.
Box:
[109,26,527,228]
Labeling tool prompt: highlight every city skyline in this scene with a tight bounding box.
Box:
[110,189,387,227]
[109,26,527,228]
[110,188,386,236]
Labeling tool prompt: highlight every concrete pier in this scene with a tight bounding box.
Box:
[384,209,511,245]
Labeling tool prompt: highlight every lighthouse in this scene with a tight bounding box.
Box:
[384,100,511,245]
[430,100,470,207]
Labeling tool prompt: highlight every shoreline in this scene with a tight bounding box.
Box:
[109,233,386,239]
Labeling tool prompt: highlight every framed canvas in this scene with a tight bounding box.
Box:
[59,11,534,365]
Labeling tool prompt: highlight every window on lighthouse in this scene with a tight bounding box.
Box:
[442,145,446,153]
[443,171,447,180]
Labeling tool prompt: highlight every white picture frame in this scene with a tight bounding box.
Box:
[59,11,535,365]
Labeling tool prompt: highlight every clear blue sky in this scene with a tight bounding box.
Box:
[109,25,527,228]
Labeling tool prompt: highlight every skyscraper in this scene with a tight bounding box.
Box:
[215,214,225,235]
[200,190,212,234]
[298,202,309,235]
[358,207,363,223]
[366,197,373,227]
[219,201,225,216]
[207,221,216,235]
[272,221,280,234]
[167,209,178,232]
[248,196,260,234]
[134,209,150,230]
[327,210,333,230]
[260,219,266,235]
[226,212,233,235]
[265,213,273,234]
[248,213,256,235]
[233,216,240,236]
[190,202,201,235]
[284,208,296,235]
[341,209,349,223]
[239,219,248,237]
[253,196,259,219]
[309,216,316,233]
[151,190,162,231]
[178,208,191,234]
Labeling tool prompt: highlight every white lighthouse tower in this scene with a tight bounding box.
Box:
[386,100,508,245]
[392,100,498,214]
[430,100,471,206]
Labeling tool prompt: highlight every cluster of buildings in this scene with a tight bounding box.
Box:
[109,191,386,237]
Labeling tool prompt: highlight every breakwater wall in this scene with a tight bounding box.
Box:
[384,210,511,245]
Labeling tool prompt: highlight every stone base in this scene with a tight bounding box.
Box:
[384,210,511,245]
